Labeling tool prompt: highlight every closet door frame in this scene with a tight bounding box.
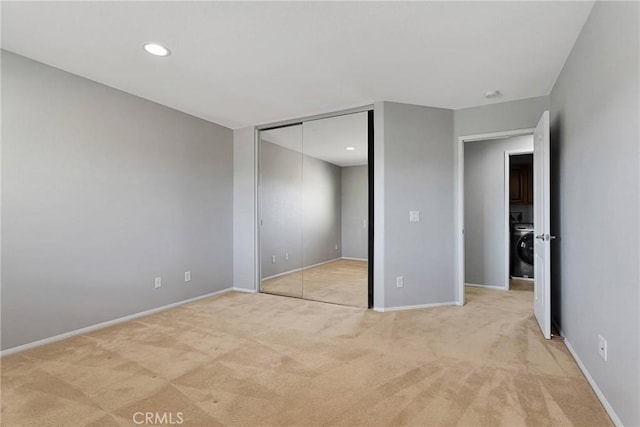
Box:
[256,105,374,308]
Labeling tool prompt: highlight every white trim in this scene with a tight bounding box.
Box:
[232,287,258,294]
[373,301,457,312]
[297,258,342,269]
[253,127,261,293]
[455,128,535,307]
[504,151,510,291]
[504,148,534,291]
[454,132,465,306]
[0,288,233,357]
[554,323,623,427]
[341,257,368,261]
[261,268,298,281]
[261,257,342,281]
[373,102,385,309]
[465,283,507,291]
[460,128,535,143]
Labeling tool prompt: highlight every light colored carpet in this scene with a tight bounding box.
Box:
[510,278,534,292]
[0,287,611,426]
[261,259,368,308]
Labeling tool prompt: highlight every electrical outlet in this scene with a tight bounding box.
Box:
[409,211,420,222]
[598,335,608,361]
[334,243,339,250]
[154,277,162,289]
[285,253,289,260]
[396,276,404,288]
[272,255,276,264]
[185,271,191,282]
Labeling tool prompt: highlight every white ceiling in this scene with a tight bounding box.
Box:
[262,112,368,167]
[1,1,594,129]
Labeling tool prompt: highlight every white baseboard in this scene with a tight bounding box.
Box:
[554,322,623,427]
[0,287,234,357]
[232,287,257,294]
[262,257,341,280]
[465,283,507,291]
[373,301,457,313]
[341,257,368,261]
[262,267,302,281]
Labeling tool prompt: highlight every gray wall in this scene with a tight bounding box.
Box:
[341,165,368,259]
[464,135,533,287]
[383,102,455,307]
[260,141,342,278]
[549,2,639,425]
[302,155,342,266]
[233,127,257,291]
[1,51,234,350]
[454,96,550,138]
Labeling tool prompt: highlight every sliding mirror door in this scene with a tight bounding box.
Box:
[260,125,303,298]
[259,111,370,308]
[301,112,369,307]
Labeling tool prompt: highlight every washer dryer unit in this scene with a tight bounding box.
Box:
[512,223,534,278]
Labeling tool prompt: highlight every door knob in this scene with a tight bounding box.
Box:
[535,234,557,241]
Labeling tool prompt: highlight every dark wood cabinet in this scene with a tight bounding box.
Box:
[510,163,533,204]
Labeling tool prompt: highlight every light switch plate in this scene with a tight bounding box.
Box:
[409,211,420,222]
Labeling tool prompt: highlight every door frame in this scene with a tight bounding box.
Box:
[455,128,535,306]
[504,149,534,290]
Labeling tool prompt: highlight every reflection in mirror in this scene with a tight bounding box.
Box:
[260,125,303,298]
[259,112,369,308]
[301,112,368,307]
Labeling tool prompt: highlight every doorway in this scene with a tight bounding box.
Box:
[258,110,373,308]
[462,135,534,291]
[455,111,552,339]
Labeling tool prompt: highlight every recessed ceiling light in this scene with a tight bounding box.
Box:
[346,147,355,151]
[143,43,171,57]
[483,90,501,99]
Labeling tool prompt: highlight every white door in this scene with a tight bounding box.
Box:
[533,111,552,339]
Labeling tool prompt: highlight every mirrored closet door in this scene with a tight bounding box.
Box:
[260,124,303,298]
[260,112,370,308]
